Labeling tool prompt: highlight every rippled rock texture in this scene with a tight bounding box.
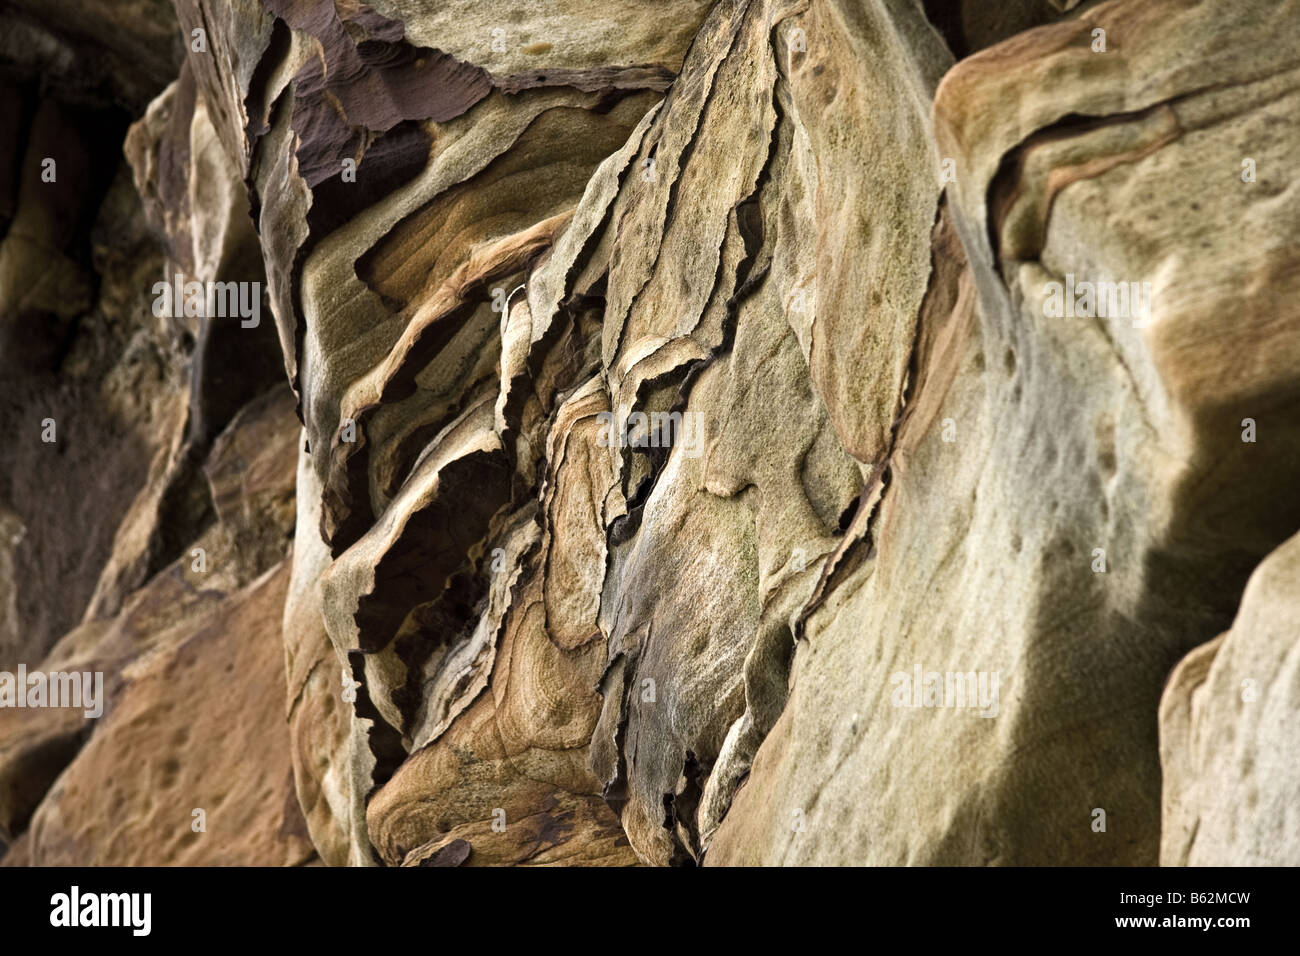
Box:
[1,0,1297,866]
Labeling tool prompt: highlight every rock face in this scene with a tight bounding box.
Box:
[1,0,1297,867]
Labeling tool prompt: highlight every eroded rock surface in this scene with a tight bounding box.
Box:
[1,0,1297,866]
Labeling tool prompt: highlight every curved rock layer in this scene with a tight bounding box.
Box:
[1,0,1297,866]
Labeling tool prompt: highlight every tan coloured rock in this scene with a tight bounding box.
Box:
[710,0,1300,865]
[25,562,315,866]
[3,0,1299,869]
[1,385,305,857]
[1160,531,1300,866]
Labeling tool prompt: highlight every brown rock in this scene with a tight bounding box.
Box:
[4,0,1299,870]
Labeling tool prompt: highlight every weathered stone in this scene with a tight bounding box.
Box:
[3,0,1298,869]
[1160,531,1300,866]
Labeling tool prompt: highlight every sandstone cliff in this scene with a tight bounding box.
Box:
[1,0,1297,866]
